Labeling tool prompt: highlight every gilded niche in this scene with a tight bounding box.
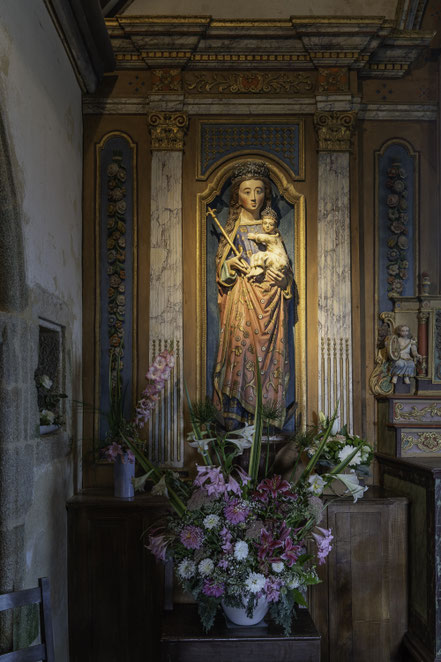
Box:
[148,112,188,150]
[314,111,357,152]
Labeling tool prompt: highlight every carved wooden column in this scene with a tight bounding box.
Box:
[314,110,356,428]
[148,111,188,466]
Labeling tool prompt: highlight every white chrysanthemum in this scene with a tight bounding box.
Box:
[271,561,284,573]
[177,559,196,579]
[245,572,266,594]
[360,445,371,463]
[287,575,300,589]
[203,514,221,530]
[307,473,326,495]
[233,540,249,561]
[198,558,214,576]
[338,444,362,467]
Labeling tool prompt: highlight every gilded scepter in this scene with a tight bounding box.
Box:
[206,206,244,261]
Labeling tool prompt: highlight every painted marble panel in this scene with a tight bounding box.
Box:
[317,151,352,428]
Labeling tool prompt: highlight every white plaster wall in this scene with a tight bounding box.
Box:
[0,0,82,315]
[0,2,82,660]
[125,0,397,19]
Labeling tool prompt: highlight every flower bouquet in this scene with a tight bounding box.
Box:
[304,412,373,480]
[35,373,67,431]
[120,368,372,634]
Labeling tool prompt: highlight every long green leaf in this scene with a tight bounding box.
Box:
[297,404,339,484]
[248,364,263,484]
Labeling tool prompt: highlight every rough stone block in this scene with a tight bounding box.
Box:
[0,385,24,444]
[0,444,34,524]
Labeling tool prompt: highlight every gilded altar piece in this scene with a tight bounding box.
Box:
[211,160,297,430]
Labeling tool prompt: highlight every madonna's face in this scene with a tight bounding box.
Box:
[238,179,265,214]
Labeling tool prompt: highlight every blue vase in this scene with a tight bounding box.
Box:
[114,452,135,499]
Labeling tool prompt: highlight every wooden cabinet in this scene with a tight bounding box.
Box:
[67,490,168,662]
[309,487,408,662]
[378,455,441,662]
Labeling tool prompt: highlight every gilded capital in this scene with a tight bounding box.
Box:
[148,112,188,150]
[314,111,357,152]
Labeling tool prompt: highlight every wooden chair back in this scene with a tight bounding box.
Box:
[0,577,55,661]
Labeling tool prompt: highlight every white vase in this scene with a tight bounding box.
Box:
[114,452,135,499]
[221,595,269,626]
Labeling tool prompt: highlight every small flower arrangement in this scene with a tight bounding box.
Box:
[101,348,175,464]
[35,374,67,427]
[124,375,372,635]
[304,412,373,477]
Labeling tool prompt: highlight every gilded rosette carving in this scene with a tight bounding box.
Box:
[151,69,183,92]
[318,68,348,93]
[148,112,188,150]
[314,111,357,152]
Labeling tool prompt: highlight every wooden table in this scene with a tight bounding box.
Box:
[160,603,320,662]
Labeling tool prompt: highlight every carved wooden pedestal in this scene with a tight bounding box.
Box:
[309,487,408,662]
[160,603,320,662]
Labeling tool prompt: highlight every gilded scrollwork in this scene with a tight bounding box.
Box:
[313,111,357,152]
[148,112,188,150]
[402,431,441,453]
[184,71,314,95]
[394,402,441,422]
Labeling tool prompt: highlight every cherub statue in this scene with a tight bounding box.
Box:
[246,207,290,281]
[388,324,422,385]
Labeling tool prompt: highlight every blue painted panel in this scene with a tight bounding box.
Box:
[99,136,134,441]
[200,123,300,177]
[205,179,296,432]
[378,143,416,313]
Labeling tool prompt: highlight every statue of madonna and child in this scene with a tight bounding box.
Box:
[211,160,297,431]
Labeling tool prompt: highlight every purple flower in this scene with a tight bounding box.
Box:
[255,475,296,500]
[220,526,233,553]
[180,525,204,550]
[280,538,302,567]
[265,578,281,602]
[147,534,168,561]
[312,527,333,565]
[224,499,250,524]
[193,465,227,496]
[218,558,230,569]
[203,579,225,598]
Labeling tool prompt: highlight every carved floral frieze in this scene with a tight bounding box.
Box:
[184,72,314,95]
[148,112,188,150]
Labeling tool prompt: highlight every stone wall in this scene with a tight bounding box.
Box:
[0,2,82,660]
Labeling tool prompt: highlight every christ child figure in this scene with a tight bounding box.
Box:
[247,207,290,281]
[390,324,422,385]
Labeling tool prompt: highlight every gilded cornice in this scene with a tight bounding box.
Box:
[148,112,188,150]
[314,111,357,152]
[105,16,434,78]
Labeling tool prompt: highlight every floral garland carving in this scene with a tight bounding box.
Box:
[402,431,441,453]
[435,310,441,380]
[394,401,441,422]
[106,152,127,371]
[385,161,409,298]
[184,72,313,94]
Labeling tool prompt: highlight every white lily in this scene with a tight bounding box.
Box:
[332,472,367,502]
[226,424,254,452]
[187,436,216,453]
[151,475,169,497]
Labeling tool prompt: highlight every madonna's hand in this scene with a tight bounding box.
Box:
[267,267,287,288]
[227,256,250,275]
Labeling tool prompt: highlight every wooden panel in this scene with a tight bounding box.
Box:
[309,488,408,662]
[67,491,168,662]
